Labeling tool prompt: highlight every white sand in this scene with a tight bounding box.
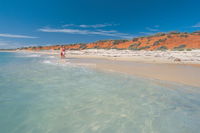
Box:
[18,49,200,87]
[18,49,200,64]
[63,49,200,64]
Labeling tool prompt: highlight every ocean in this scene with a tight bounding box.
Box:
[0,52,200,133]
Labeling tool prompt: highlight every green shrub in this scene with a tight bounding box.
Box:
[153,32,166,37]
[70,48,79,50]
[167,35,172,38]
[137,46,150,50]
[79,44,87,49]
[153,38,167,46]
[153,41,160,46]
[179,34,188,38]
[94,46,100,49]
[186,48,192,51]
[95,40,111,43]
[192,31,200,33]
[112,40,129,45]
[132,38,139,42]
[130,43,141,47]
[114,48,124,50]
[128,42,141,50]
[156,46,168,51]
[173,44,186,51]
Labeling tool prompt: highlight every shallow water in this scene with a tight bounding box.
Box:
[0,52,200,133]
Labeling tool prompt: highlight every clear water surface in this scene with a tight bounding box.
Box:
[0,52,200,133]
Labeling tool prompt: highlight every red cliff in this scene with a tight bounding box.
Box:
[21,31,200,51]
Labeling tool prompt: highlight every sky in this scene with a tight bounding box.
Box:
[0,0,200,48]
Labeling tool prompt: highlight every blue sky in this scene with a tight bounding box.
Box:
[0,0,200,48]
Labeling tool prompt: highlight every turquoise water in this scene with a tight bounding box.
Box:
[0,52,200,133]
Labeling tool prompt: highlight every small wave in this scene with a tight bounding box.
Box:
[26,54,41,57]
[47,56,56,58]
[75,63,96,67]
[42,59,76,67]
[16,53,41,58]
[43,60,52,64]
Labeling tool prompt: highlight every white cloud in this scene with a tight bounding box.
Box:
[146,27,159,32]
[192,22,200,28]
[39,28,133,39]
[39,28,88,34]
[63,23,116,28]
[145,25,160,32]
[139,32,154,35]
[62,24,76,27]
[0,41,8,46]
[79,24,113,28]
[0,33,37,39]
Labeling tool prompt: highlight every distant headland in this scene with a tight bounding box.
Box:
[4,31,200,51]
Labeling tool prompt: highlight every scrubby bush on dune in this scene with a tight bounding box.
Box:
[153,32,166,37]
[113,48,124,50]
[192,31,200,35]
[168,31,180,34]
[130,43,141,47]
[156,46,168,51]
[30,46,37,50]
[153,38,167,46]
[137,46,151,50]
[112,39,129,45]
[173,44,186,51]
[94,46,100,49]
[179,34,188,38]
[186,48,192,51]
[79,44,87,49]
[54,48,60,50]
[132,37,139,42]
[153,41,160,46]
[192,31,200,33]
[128,43,151,50]
[95,40,111,43]
[146,39,150,44]
[167,35,172,38]
[128,47,138,50]
[70,48,79,50]
[128,42,141,50]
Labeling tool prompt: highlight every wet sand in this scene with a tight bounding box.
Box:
[16,50,200,87]
[68,57,200,87]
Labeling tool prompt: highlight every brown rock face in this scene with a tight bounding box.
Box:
[21,32,200,51]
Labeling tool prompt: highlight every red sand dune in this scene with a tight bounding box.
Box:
[22,32,200,51]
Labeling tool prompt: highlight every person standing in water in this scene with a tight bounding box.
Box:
[60,46,65,58]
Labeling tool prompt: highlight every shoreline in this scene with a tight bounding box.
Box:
[0,50,17,52]
[68,57,200,87]
[17,49,200,64]
[14,50,200,87]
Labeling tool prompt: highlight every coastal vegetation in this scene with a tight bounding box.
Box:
[156,46,168,51]
[128,42,141,50]
[112,39,129,45]
[173,44,186,51]
[17,31,200,51]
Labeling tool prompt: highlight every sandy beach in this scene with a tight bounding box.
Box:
[19,49,200,64]
[70,58,200,87]
[18,49,200,87]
